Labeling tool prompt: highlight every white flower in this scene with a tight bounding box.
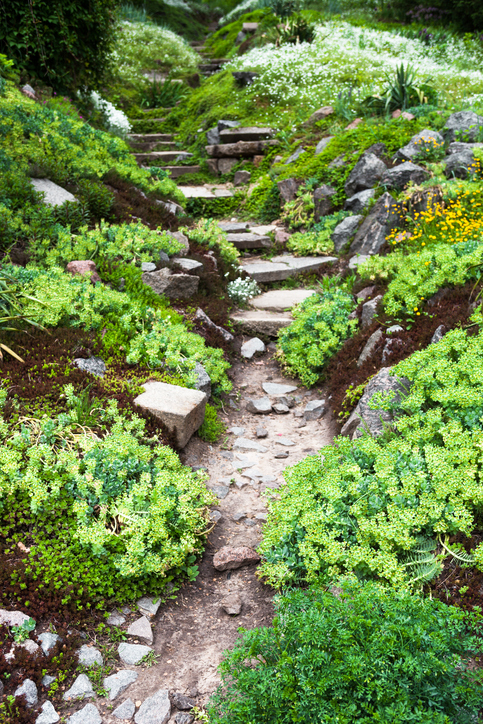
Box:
[228,277,260,304]
[90,91,131,137]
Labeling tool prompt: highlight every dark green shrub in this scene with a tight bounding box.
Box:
[208,582,483,724]
[198,404,226,442]
[0,0,119,91]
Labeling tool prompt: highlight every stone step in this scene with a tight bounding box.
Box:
[249,288,316,311]
[226,232,271,249]
[129,140,177,152]
[128,133,174,143]
[218,222,249,233]
[159,166,201,178]
[199,61,229,73]
[230,310,292,337]
[134,150,184,164]
[206,140,278,158]
[219,126,274,143]
[178,185,234,198]
[241,255,337,283]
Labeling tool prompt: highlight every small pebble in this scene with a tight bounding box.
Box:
[256,427,268,438]
[273,403,290,414]
[274,451,289,459]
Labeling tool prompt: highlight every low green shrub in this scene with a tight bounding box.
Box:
[182,218,240,267]
[198,404,226,442]
[277,288,356,386]
[208,582,483,724]
[261,327,483,588]
[286,211,349,255]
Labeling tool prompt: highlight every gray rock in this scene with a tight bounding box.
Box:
[73,357,106,378]
[213,546,260,571]
[344,188,375,213]
[444,150,476,179]
[67,704,102,724]
[276,437,295,446]
[277,178,301,203]
[22,83,36,98]
[141,262,157,273]
[63,674,94,701]
[38,632,60,656]
[285,146,305,164]
[313,185,336,220]
[165,230,189,257]
[234,170,251,186]
[218,222,249,233]
[344,153,386,196]
[141,268,199,299]
[221,593,242,615]
[315,136,334,155]
[382,162,429,190]
[15,679,38,707]
[431,324,446,344]
[0,609,31,627]
[207,484,230,499]
[78,644,103,668]
[356,286,376,301]
[104,670,138,701]
[255,512,267,521]
[134,688,171,724]
[218,158,238,174]
[274,450,289,459]
[175,715,194,724]
[134,381,207,448]
[118,643,152,666]
[348,254,370,269]
[113,698,136,720]
[233,511,247,521]
[303,400,326,420]
[246,398,272,414]
[35,701,60,724]
[22,639,41,655]
[225,232,271,249]
[206,127,220,145]
[278,395,295,408]
[42,675,56,688]
[349,193,402,256]
[194,308,234,343]
[233,438,268,453]
[193,362,211,398]
[242,255,337,284]
[241,337,266,359]
[228,426,245,435]
[386,324,403,334]
[331,215,362,253]
[172,258,203,273]
[30,178,76,207]
[328,154,346,168]
[256,426,268,438]
[395,129,444,161]
[443,110,483,143]
[361,295,383,328]
[172,692,195,710]
[262,382,297,396]
[341,367,411,439]
[159,251,170,267]
[218,120,241,132]
[235,30,246,43]
[273,403,289,414]
[306,105,334,124]
[357,328,383,367]
[127,616,153,645]
[107,611,126,626]
[447,141,483,155]
[210,510,222,524]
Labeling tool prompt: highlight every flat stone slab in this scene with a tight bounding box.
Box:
[142,268,199,299]
[250,225,276,236]
[262,382,297,396]
[233,438,268,453]
[218,222,249,232]
[226,232,271,249]
[134,150,180,163]
[206,139,278,158]
[219,126,274,143]
[230,310,292,337]
[104,669,138,701]
[246,397,272,414]
[178,186,216,198]
[30,178,76,207]
[134,381,207,448]
[213,546,261,571]
[118,642,152,666]
[250,289,315,311]
[171,258,203,273]
[127,616,153,645]
[78,644,103,668]
[134,688,170,724]
[67,704,102,724]
[242,255,336,282]
[161,166,201,178]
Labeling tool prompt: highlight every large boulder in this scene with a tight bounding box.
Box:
[344,188,375,213]
[349,192,402,256]
[443,111,483,143]
[141,268,199,299]
[444,150,476,179]
[382,162,429,190]
[277,178,302,203]
[395,129,444,161]
[331,215,362,253]
[340,367,411,439]
[315,136,334,155]
[344,153,386,196]
[313,184,336,220]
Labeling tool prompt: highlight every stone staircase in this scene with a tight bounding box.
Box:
[206,126,278,176]
[127,132,201,178]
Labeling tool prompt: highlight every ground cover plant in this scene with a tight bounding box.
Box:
[208,581,483,724]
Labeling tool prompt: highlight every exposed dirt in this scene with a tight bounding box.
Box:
[94,346,337,721]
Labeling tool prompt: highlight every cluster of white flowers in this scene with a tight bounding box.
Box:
[219,0,262,25]
[163,0,192,9]
[111,21,199,87]
[228,276,261,304]
[90,91,131,137]
[227,20,483,108]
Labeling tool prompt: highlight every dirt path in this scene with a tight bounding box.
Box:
[112,346,338,716]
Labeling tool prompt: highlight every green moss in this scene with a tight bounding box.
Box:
[205,9,270,58]
[198,404,226,442]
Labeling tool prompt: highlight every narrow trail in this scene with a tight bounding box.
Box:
[98,348,337,721]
